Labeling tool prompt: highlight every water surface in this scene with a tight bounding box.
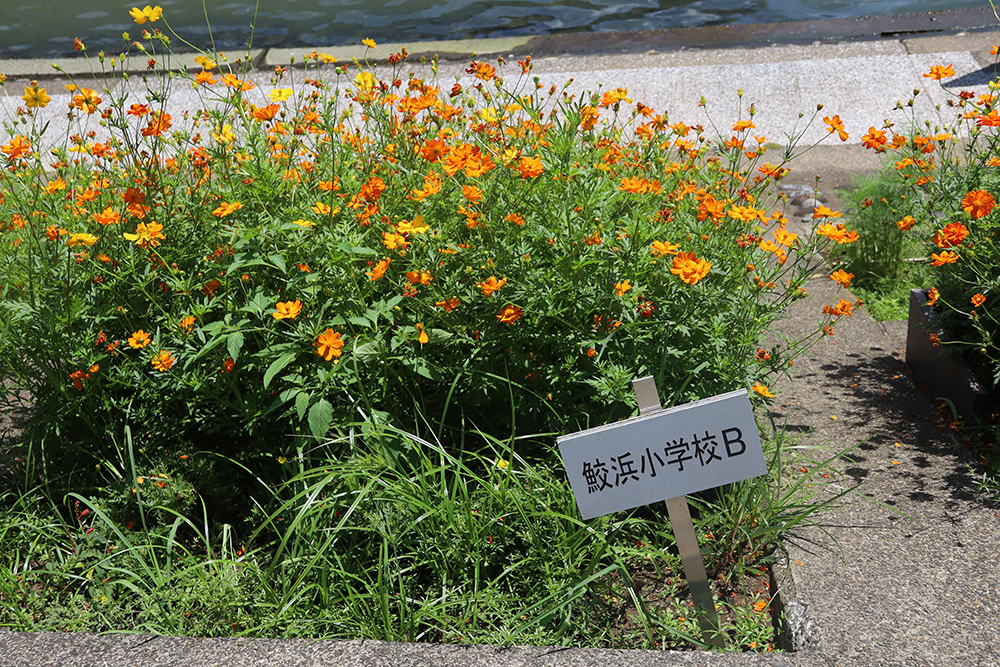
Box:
[0,0,991,58]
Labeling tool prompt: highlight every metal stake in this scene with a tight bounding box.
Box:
[631,376,725,649]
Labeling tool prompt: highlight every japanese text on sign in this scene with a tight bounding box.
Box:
[557,390,766,520]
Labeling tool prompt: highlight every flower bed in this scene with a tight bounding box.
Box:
[0,6,859,648]
[859,62,1000,474]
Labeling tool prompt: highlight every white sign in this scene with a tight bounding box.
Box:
[557,389,767,520]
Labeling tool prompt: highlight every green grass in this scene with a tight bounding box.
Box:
[0,418,854,651]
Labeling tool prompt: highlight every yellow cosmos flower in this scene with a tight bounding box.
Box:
[65,232,98,247]
[397,215,429,234]
[752,382,774,398]
[354,71,376,92]
[362,38,377,49]
[129,5,163,24]
[614,280,632,296]
[194,54,216,70]
[123,221,165,248]
[268,88,293,102]
[22,81,50,108]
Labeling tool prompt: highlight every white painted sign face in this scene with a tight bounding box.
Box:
[557,389,767,520]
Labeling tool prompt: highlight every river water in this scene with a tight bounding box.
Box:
[0,0,991,59]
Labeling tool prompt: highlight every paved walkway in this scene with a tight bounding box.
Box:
[3,13,1000,667]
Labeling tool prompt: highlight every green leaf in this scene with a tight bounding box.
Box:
[186,335,228,368]
[428,328,452,343]
[227,331,245,361]
[348,316,370,328]
[264,352,298,389]
[308,398,333,441]
[295,391,310,421]
[354,339,386,362]
[267,253,287,273]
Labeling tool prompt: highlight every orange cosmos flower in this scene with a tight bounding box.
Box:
[462,185,484,203]
[477,275,507,297]
[732,120,756,132]
[123,221,165,248]
[812,205,842,219]
[823,115,849,142]
[213,201,243,217]
[614,280,632,296]
[141,112,172,137]
[930,250,959,266]
[497,304,523,324]
[815,223,859,244]
[367,258,390,281]
[130,5,163,23]
[436,297,460,312]
[252,104,280,121]
[315,329,345,361]
[752,382,774,398]
[923,64,955,80]
[179,316,196,333]
[516,155,544,178]
[220,73,254,91]
[221,357,235,373]
[697,195,726,223]
[405,271,432,285]
[598,87,632,108]
[93,206,121,225]
[72,88,102,114]
[650,240,680,257]
[823,299,856,318]
[830,269,854,287]
[420,139,450,162]
[773,228,799,248]
[671,251,711,285]
[2,136,31,161]
[926,287,940,306]
[128,329,151,349]
[505,212,526,226]
[273,300,302,320]
[897,216,916,231]
[932,222,969,248]
[971,293,987,307]
[151,351,175,372]
[415,323,429,344]
[861,127,888,150]
[194,71,217,86]
[961,190,994,219]
[579,105,600,131]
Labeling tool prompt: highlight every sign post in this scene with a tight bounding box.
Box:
[556,376,769,649]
